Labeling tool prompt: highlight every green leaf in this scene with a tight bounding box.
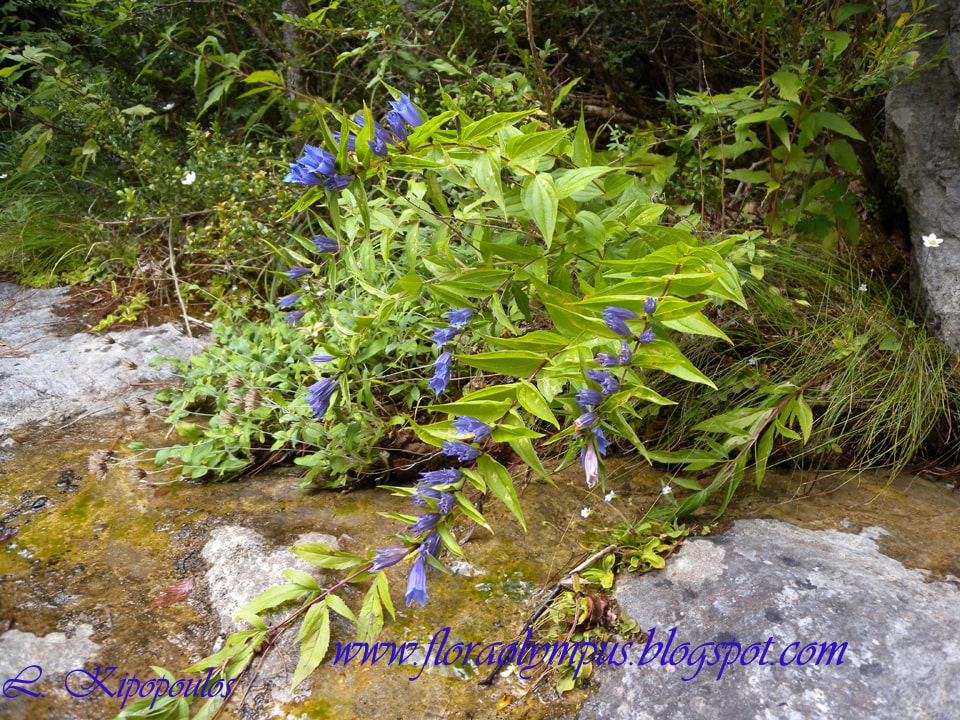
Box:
[633,340,717,388]
[456,350,547,378]
[477,453,526,530]
[794,393,813,443]
[472,148,506,214]
[521,173,558,248]
[660,312,732,343]
[509,437,553,482]
[459,110,536,142]
[291,602,330,689]
[517,380,560,428]
[505,129,567,164]
[291,544,365,570]
[827,138,859,173]
[810,111,865,141]
[554,167,615,199]
[283,568,321,592]
[121,104,156,116]
[325,593,357,622]
[822,30,852,59]
[485,330,569,352]
[754,424,775,489]
[426,398,514,424]
[770,70,801,104]
[238,583,307,617]
[454,491,492,531]
[243,69,283,85]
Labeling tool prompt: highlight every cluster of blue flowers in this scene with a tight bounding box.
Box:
[577,297,658,487]
[428,308,474,396]
[280,93,424,418]
[283,94,423,190]
[367,415,492,607]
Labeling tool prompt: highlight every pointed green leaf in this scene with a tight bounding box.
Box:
[291,602,329,689]
[477,453,526,530]
[521,173,558,248]
[517,380,560,428]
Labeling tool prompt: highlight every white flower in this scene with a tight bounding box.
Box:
[181,170,196,185]
[661,485,673,496]
[922,233,944,248]
[604,491,617,502]
[747,357,757,367]
[580,507,593,519]
[858,283,868,293]
[0,173,7,180]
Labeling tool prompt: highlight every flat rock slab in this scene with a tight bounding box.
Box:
[0,283,202,436]
[579,519,960,720]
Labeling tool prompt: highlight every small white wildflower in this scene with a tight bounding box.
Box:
[922,233,944,248]
[580,507,593,519]
[858,283,868,293]
[661,485,673,496]
[161,102,176,112]
[604,491,617,502]
[0,173,7,180]
[181,170,196,185]
[747,357,757,367]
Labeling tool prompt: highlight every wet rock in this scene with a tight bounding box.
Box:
[886,1,960,350]
[0,624,100,720]
[201,525,339,717]
[0,283,202,436]
[579,519,960,720]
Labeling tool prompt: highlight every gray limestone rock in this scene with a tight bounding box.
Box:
[886,1,960,350]
[0,283,202,436]
[579,519,960,720]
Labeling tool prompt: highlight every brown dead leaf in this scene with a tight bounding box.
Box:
[149,577,195,608]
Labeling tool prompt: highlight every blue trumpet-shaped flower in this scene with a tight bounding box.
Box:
[385,111,408,143]
[306,377,337,419]
[428,352,452,395]
[602,306,639,337]
[405,553,428,607]
[643,296,657,315]
[575,388,604,410]
[587,368,619,395]
[453,416,492,441]
[389,94,423,128]
[595,352,620,368]
[639,327,656,344]
[409,512,442,534]
[575,411,598,431]
[279,293,302,309]
[445,308,474,328]
[418,468,462,487]
[581,441,599,489]
[431,326,461,348]
[313,234,339,253]
[370,545,409,572]
[287,266,310,281]
[286,310,305,326]
[619,340,632,365]
[442,440,480,463]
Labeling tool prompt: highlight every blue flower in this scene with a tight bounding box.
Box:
[306,377,337,419]
[453,416,492,441]
[409,512,442,534]
[619,340,632,365]
[593,427,610,456]
[325,174,352,191]
[313,234,339,253]
[639,327,656,344]
[299,145,337,176]
[389,94,423,128]
[385,111,408,143]
[287,266,310,281]
[431,326,461,348]
[286,310,306,326]
[602,306,639,337]
[643,296,657,315]
[445,308,474,328]
[442,440,480,463]
[310,353,336,363]
[428,352,452,395]
[283,163,323,186]
[370,545,409,572]
[405,554,428,607]
[575,411,598,431]
[595,352,620,368]
[587,368,619,394]
[418,468,461,486]
[368,135,388,157]
[575,388,604,410]
[421,531,442,558]
[279,293,302,309]
[331,131,356,152]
